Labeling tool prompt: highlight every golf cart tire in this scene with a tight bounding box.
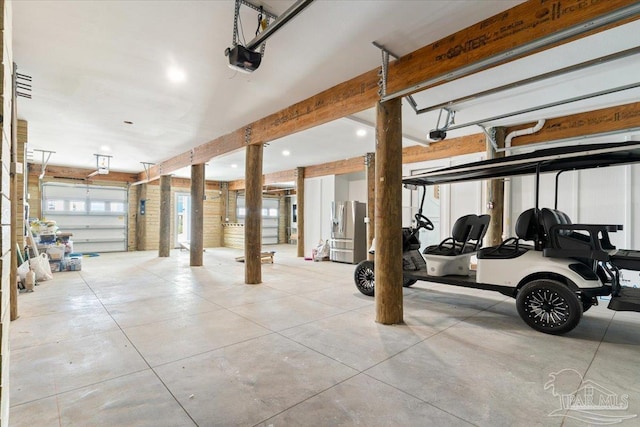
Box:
[516,279,582,335]
[354,260,375,297]
[403,278,417,287]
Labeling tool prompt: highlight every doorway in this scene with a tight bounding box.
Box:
[175,192,191,247]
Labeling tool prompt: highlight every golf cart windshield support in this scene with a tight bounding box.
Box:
[554,170,567,210]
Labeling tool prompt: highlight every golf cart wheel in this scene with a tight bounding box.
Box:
[354,260,375,297]
[403,278,417,287]
[516,279,582,335]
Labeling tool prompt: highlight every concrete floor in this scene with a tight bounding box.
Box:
[9,245,640,426]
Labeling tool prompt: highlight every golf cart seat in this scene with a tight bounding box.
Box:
[539,208,620,262]
[422,214,490,276]
[477,208,538,260]
[539,208,640,271]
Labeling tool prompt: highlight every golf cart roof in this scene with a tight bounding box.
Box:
[403,141,640,186]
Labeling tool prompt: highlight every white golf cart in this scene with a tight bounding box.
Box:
[354,141,640,334]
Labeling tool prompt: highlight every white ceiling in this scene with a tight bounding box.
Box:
[13,1,640,183]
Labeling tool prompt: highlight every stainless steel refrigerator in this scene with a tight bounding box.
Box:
[330,201,367,264]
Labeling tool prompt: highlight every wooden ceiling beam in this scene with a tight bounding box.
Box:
[305,156,365,179]
[221,98,640,187]
[402,134,487,164]
[507,101,640,146]
[385,0,639,98]
[142,0,638,182]
[228,169,297,191]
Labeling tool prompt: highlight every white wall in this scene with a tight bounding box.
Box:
[304,175,335,256]
[334,174,349,203]
[348,179,366,202]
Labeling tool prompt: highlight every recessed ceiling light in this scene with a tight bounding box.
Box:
[356,129,367,137]
[231,164,238,168]
[167,66,186,83]
[282,150,290,156]
[100,145,111,152]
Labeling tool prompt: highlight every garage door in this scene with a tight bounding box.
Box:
[41,183,128,253]
[237,196,279,244]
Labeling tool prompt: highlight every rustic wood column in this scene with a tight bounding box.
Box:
[190,164,204,266]
[295,167,305,258]
[375,99,403,325]
[158,175,171,257]
[365,153,375,261]
[245,143,263,284]
[486,127,505,247]
[136,183,147,250]
[220,182,229,223]
[9,69,18,320]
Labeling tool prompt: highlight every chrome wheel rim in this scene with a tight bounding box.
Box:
[356,266,374,291]
[524,288,570,328]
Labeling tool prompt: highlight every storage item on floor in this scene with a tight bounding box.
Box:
[49,260,62,273]
[235,251,275,264]
[39,233,56,244]
[46,245,65,261]
[62,256,82,271]
[30,253,53,281]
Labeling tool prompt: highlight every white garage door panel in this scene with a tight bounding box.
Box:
[42,183,128,253]
[236,197,280,245]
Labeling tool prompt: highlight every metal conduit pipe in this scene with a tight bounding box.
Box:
[502,119,546,239]
[246,0,315,51]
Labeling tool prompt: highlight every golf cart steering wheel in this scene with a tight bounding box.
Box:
[415,213,434,231]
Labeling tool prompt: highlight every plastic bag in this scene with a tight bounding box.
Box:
[17,260,30,281]
[314,240,330,262]
[30,253,53,281]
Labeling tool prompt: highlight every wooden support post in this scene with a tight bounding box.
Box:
[158,175,171,257]
[365,153,375,261]
[245,143,263,284]
[220,182,229,224]
[10,72,18,321]
[295,167,305,258]
[190,164,204,266]
[375,99,403,325]
[136,184,147,250]
[486,128,505,246]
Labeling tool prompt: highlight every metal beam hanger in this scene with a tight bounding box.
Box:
[33,149,55,180]
[141,162,155,182]
[373,42,418,113]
